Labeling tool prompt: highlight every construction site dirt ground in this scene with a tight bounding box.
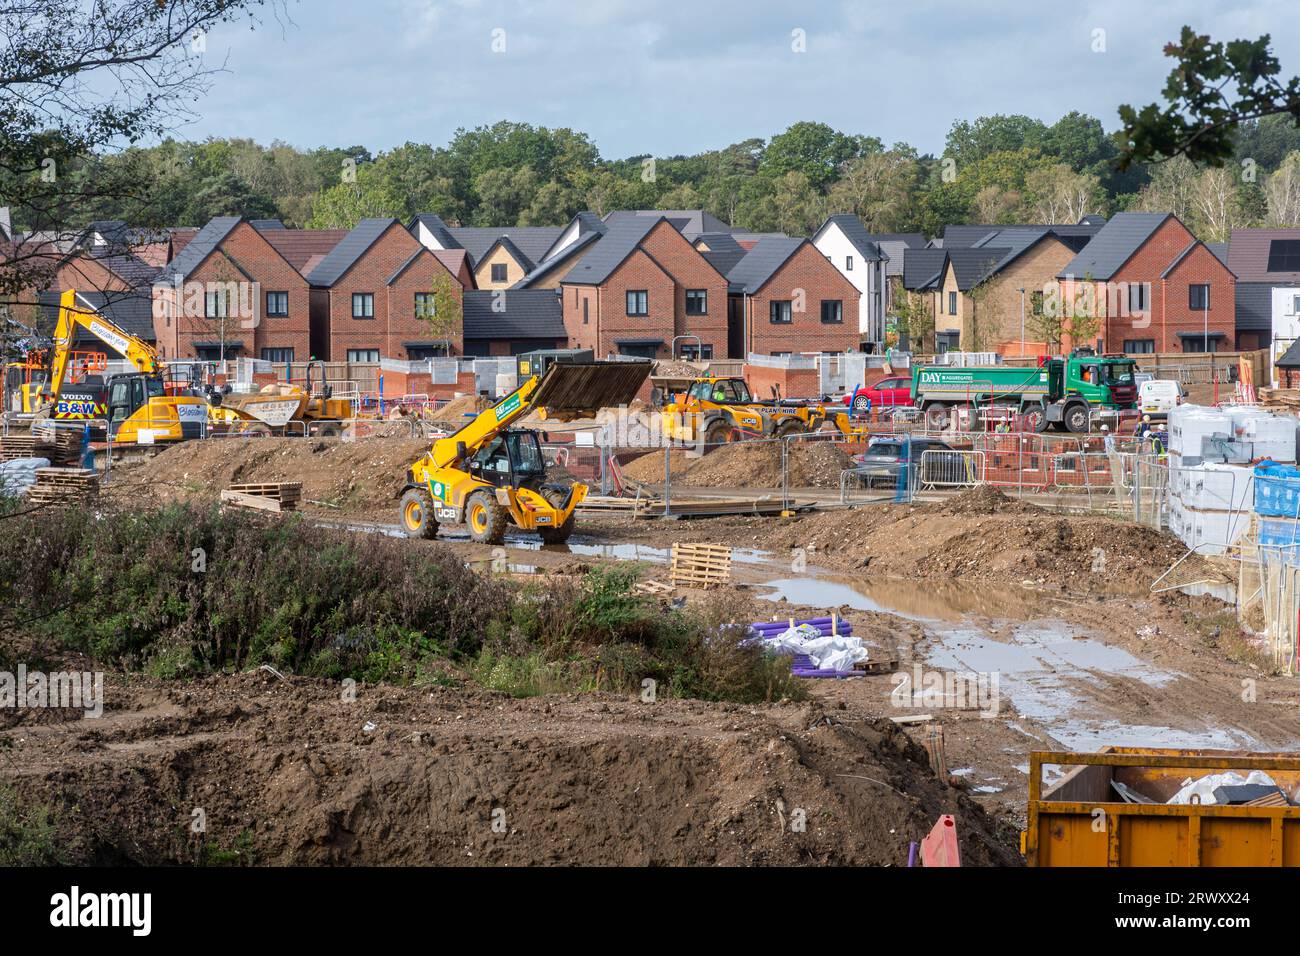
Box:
[24,436,1299,862]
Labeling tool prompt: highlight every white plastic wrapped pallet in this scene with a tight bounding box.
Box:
[0,456,51,496]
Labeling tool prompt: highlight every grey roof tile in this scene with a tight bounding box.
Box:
[726,236,807,294]
[511,230,601,289]
[306,218,397,287]
[408,213,461,250]
[902,248,949,290]
[462,289,566,339]
[447,226,563,267]
[164,215,242,280]
[1058,212,1170,280]
[561,216,662,286]
[816,215,884,262]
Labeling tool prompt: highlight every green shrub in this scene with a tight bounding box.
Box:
[0,786,67,866]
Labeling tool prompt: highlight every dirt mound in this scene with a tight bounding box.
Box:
[755,501,1198,595]
[619,442,852,490]
[3,674,1021,866]
[106,437,432,515]
[938,485,1041,516]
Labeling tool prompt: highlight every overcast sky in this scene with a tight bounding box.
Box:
[188,0,1300,158]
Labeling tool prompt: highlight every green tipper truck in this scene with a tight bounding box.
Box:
[911,351,1138,433]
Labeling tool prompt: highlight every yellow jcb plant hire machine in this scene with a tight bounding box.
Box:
[659,376,869,445]
[399,350,650,544]
[34,290,208,446]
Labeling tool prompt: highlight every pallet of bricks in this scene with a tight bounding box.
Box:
[219,482,302,513]
[0,429,82,466]
[26,467,100,507]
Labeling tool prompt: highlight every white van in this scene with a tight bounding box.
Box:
[1139,379,1185,419]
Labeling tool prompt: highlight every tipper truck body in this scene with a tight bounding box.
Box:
[911,351,1137,432]
[1024,748,1300,867]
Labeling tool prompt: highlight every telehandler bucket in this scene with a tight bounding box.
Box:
[529,359,651,421]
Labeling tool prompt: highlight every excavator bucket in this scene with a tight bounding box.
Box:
[530,359,651,420]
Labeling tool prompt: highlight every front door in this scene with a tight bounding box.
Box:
[727,295,744,359]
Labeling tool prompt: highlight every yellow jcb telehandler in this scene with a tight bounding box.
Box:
[399,350,650,544]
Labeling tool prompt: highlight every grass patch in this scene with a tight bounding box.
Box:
[0,503,804,704]
[0,786,68,866]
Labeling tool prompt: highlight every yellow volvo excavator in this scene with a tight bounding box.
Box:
[399,351,650,544]
[37,290,208,445]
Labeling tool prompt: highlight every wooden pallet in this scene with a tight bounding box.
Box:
[26,467,99,505]
[632,579,675,596]
[221,481,302,513]
[669,542,732,588]
[852,657,900,674]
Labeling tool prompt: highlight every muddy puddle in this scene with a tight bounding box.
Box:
[756,574,1260,754]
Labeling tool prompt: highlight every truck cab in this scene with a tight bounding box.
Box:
[1063,351,1138,410]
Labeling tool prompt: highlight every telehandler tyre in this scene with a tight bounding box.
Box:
[704,420,735,450]
[466,490,508,544]
[538,488,577,544]
[399,488,438,539]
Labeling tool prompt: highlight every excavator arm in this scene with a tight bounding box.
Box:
[48,290,161,400]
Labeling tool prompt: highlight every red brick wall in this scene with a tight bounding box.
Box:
[387,249,463,358]
[743,364,821,400]
[324,223,421,362]
[640,220,729,358]
[745,243,861,355]
[562,285,600,352]
[597,249,676,357]
[1102,217,1235,354]
[152,221,312,362]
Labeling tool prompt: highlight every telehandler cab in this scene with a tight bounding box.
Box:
[399,350,650,544]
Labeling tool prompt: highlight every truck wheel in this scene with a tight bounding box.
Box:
[774,419,806,438]
[538,488,576,544]
[399,488,438,539]
[704,421,734,450]
[1064,402,1091,434]
[1023,405,1048,433]
[466,490,508,544]
[923,403,950,430]
[241,422,272,437]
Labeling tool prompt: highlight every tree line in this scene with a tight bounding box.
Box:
[20,113,1300,244]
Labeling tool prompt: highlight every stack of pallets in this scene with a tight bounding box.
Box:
[0,434,56,462]
[220,481,303,513]
[26,467,100,506]
[669,542,733,589]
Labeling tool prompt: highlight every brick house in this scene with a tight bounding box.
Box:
[306,218,468,361]
[558,216,730,360]
[406,214,562,291]
[1057,212,1237,354]
[725,237,860,357]
[153,216,319,363]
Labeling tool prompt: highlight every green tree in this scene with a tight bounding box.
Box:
[308,165,403,229]
[761,122,880,190]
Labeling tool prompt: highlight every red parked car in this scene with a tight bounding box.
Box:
[842,376,913,414]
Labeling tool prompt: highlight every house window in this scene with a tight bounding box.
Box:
[626,290,648,316]
[1123,339,1156,354]
[1031,292,1045,316]
[261,348,294,363]
[685,289,708,315]
[680,344,714,360]
[1127,282,1147,314]
[408,344,449,360]
[414,292,436,319]
[583,298,589,325]
[491,263,508,283]
[846,255,854,271]
[265,291,288,317]
[204,289,229,318]
[1267,240,1300,272]
[1183,336,1218,354]
[346,348,380,363]
[352,293,374,318]
[948,291,957,315]
[770,300,793,324]
[936,331,960,353]
[770,351,792,357]
[820,300,843,324]
[1189,284,1210,310]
